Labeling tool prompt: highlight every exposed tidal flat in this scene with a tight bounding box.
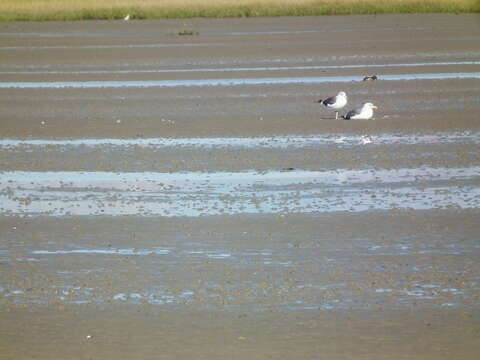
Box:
[1,212,480,359]
[1,14,480,359]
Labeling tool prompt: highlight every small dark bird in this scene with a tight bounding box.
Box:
[317,91,347,120]
[363,75,378,82]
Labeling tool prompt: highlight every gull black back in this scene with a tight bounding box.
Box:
[318,96,336,106]
[342,109,357,120]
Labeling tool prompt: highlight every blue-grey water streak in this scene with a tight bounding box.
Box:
[0,132,478,150]
[1,72,479,89]
[1,167,479,217]
[0,61,478,75]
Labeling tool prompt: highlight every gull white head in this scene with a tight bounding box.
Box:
[364,102,378,110]
[342,102,379,120]
[318,91,348,119]
[358,102,378,120]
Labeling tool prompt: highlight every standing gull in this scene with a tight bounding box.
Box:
[342,103,378,120]
[317,91,347,120]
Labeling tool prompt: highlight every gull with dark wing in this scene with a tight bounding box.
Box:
[317,91,347,120]
[342,103,378,120]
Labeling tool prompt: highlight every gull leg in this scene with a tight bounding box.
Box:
[335,112,338,120]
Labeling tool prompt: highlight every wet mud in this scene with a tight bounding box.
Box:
[1,14,480,359]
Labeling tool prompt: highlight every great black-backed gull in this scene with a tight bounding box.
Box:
[342,103,378,120]
[317,91,347,120]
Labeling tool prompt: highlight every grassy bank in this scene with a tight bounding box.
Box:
[0,0,478,21]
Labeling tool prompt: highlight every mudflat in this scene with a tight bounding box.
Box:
[1,14,479,359]
[1,14,480,138]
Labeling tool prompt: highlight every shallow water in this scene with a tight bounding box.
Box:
[1,132,478,149]
[1,72,479,88]
[1,167,479,217]
[0,61,478,74]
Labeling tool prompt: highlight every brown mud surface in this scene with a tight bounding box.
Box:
[2,307,479,360]
[1,14,479,138]
[1,14,480,359]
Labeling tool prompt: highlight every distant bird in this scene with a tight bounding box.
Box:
[363,75,378,82]
[342,103,378,120]
[124,14,131,21]
[317,91,347,120]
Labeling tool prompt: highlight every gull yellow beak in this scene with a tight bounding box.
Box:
[372,105,378,109]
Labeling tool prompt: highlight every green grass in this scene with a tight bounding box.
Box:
[0,1,478,21]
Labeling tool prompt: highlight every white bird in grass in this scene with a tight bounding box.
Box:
[342,103,378,120]
[317,91,347,120]
[124,14,131,21]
